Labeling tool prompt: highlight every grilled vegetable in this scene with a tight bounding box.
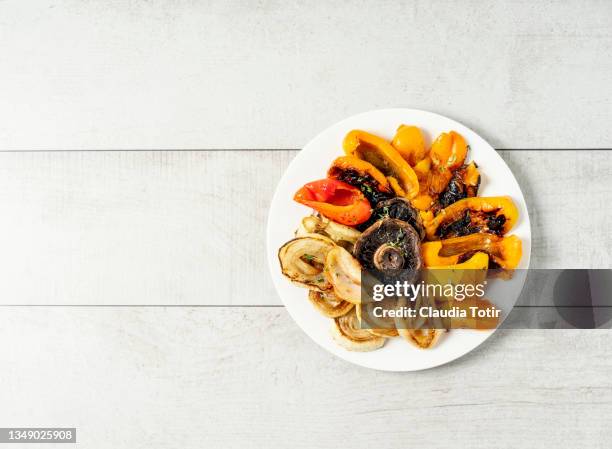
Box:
[434,162,480,212]
[296,215,362,251]
[357,298,399,337]
[327,156,394,206]
[428,131,468,195]
[308,290,354,318]
[438,233,523,269]
[391,125,427,165]
[331,308,386,352]
[429,251,490,271]
[293,178,372,226]
[278,235,336,291]
[343,130,419,198]
[354,218,423,284]
[357,197,425,240]
[324,246,362,304]
[425,196,519,240]
[397,327,444,349]
[421,241,460,267]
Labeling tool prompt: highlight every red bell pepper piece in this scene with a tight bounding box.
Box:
[293,179,372,226]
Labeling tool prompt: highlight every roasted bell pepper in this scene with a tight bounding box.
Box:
[391,125,427,165]
[425,196,519,240]
[429,251,490,271]
[429,131,468,195]
[413,156,432,181]
[412,193,434,211]
[327,156,393,206]
[294,179,372,226]
[433,161,481,213]
[343,130,419,199]
[421,241,460,267]
[439,233,523,269]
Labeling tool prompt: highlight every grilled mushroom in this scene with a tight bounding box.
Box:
[357,197,425,239]
[354,218,423,284]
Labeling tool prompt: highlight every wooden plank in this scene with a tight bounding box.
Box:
[0,0,611,150]
[0,150,609,305]
[0,307,610,448]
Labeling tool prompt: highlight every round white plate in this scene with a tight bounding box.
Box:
[267,109,531,371]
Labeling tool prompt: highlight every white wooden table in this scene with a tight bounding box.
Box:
[1,1,611,447]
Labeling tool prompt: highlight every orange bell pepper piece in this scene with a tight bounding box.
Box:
[343,130,419,199]
[424,196,519,240]
[438,233,523,270]
[391,125,427,165]
[429,131,468,195]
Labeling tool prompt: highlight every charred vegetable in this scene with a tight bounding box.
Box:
[357,197,425,240]
[391,125,427,166]
[296,215,361,251]
[434,162,480,212]
[293,178,372,226]
[428,131,468,195]
[331,308,386,352]
[327,156,394,206]
[421,241,460,267]
[343,130,419,198]
[425,196,519,240]
[438,233,523,269]
[308,290,354,318]
[354,218,423,283]
[278,235,335,291]
[324,246,362,304]
[357,298,399,337]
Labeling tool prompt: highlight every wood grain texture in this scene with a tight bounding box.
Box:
[0,149,609,305]
[1,0,611,150]
[0,307,610,449]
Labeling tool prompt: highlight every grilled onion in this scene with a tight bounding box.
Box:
[331,308,386,352]
[394,296,445,349]
[324,246,362,304]
[308,290,354,318]
[278,235,335,291]
[397,327,444,349]
[296,215,361,251]
[357,299,399,337]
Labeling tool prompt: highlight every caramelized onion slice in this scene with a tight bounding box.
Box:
[324,246,362,304]
[331,309,386,352]
[357,299,399,337]
[278,235,335,291]
[297,215,361,250]
[397,327,444,349]
[394,296,445,349]
[308,290,354,318]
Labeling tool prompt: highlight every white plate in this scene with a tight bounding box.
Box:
[267,109,531,371]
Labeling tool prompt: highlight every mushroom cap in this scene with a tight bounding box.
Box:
[354,217,423,284]
[357,197,425,240]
